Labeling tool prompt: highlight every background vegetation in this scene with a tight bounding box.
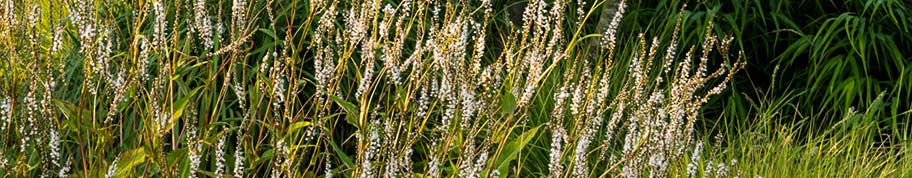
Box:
[0,0,909,177]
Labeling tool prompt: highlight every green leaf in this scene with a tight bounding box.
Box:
[493,125,541,176]
[54,99,94,131]
[254,149,276,166]
[287,121,313,135]
[115,147,148,176]
[166,148,189,166]
[172,86,204,122]
[258,28,278,40]
[330,95,360,128]
[501,92,516,114]
[329,140,354,169]
[197,170,218,177]
[54,100,75,120]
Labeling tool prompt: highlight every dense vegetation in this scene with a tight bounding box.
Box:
[0,0,909,177]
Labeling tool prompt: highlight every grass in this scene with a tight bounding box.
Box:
[0,0,910,177]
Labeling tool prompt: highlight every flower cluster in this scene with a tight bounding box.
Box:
[232,0,248,31]
[192,0,213,50]
[0,0,16,36]
[214,133,227,177]
[105,157,119,178]
[533,2,746,177]
[0,96,9,130]
[152,0,168,51]
[300,0,744,177]
[233,136,245,178]
[188,127,201,178]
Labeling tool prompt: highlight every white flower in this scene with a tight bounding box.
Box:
[313,1,338,105]
[416,82,431,119]
[0,96,10,130]
[461,150,489,178]
[576,0,587,24]
[459,84,477,128]
[58,158,72,177]
[0,0,16,32]
[138,36,151,82]
[573,129,591,178]
[601,0,627,50]
[271,139,286,178]
[231,71,248,121]
[192,0,213,50]
[51,25,64,54]
[358,119,381,178]
[232,0,248,30]
[355,45,376,99]
[24,83,37,124]
[570,62,590,116]
[104,69,128,124]
[439,77,455,132]
[712,160,729,178]
[426,141,441,178]
[49,128,61,164]
[70,0,97,55]
[549,126,565,178]
[151,59,172,134]
[489,170,500,178]
[152,0,168,51]
[188,127,201,178]
[324,158,333,178]
[271,53,286,107]
[105,157,119,178]
[401,147,414,178]
[215,134,227,177]
[233,134,245,178]
[688,142,703,177]
[471,20,486,73]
